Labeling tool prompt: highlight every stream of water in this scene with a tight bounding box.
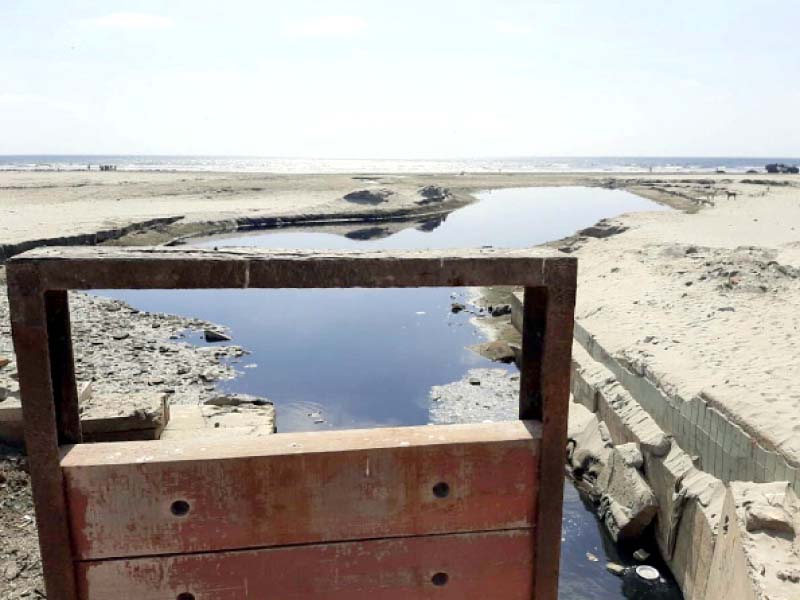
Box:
[98,186,680,599]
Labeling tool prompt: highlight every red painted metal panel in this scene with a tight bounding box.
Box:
[62,422,541,560]
[77,529,535,600]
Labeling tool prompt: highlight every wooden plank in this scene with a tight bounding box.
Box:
[61,421,542,560]
[9,247,577,290]
[76,529,535,600]
[7,266,79,600]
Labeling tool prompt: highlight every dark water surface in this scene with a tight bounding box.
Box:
[102,187,667,430]
[98,187,679,599]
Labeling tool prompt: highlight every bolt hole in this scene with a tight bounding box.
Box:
[432,482,450,498]
[431,572,449,586]
[171,500,191,517]
[176,593,194,600]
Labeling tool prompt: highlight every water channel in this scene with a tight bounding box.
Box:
[99,186,680,599]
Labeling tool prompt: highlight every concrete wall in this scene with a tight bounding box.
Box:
[570,342,726,599]
[573,321,799,493]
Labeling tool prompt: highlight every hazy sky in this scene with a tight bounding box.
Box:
[2,1,799,157]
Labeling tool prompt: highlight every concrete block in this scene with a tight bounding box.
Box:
[720,451,731,485]
[734,427,748,459]
[765,452,777,482]
[664,404,675,435]
[773,458,788,484]
[690,398,700,428]
[596,445,658,541]
[716,442,727,481]
[753,447,768,483]
[698,402,709,435]
[681,400,692,420]
[737,444,752,481]
[705,438,716,476]
[722,424,735,481]
[743,447,756,482]
[161,399,276,440]
[709,409,720,445]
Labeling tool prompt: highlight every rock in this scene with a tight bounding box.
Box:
[204,329,231,342]
[586,552,599,562]
[744,504,795,535]
[429,369,517,425]
[469,340,516,364]
[606,562,626,576]
[490,304,512,317]
[199,368,218,382]
[416,185,450,204]
[777,568,800,583]
[450,302,465,314]
[633,549,651,562]
[567,403,597,440]
[578,219,629,238]
[343,188,394,204]
[4,559,20,580]
[615,442,644,469]
[204,394,273,408]
[596,445,658,541]
[568,413,613,484]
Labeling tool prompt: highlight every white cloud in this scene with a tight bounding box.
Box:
[494,21,534,35]
[283,15,368,38]
[77,13,173,30]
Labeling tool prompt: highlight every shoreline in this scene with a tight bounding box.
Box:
[0,170,749,259]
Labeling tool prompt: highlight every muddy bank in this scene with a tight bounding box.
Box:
[1,170,747,259]
[0,266,249,420]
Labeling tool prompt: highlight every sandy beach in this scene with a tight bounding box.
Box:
[1,170,799,598]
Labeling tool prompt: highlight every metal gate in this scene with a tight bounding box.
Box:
[7,247,576,599]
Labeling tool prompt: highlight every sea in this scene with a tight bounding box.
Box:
[0,155,797,174]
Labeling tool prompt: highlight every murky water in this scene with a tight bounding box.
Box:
[98,186,679,599]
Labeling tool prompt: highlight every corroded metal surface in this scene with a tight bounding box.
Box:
[7,247,577,600]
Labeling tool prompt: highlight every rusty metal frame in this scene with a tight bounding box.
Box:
[7,246,576,600]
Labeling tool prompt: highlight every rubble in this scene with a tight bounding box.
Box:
[596,444,659,541]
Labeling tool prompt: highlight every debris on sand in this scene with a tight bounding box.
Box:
[342,189,394,204]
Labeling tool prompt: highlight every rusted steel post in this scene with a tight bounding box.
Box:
[519,284,576,600]
[7,265,80,600]
[519,287,547,421]
[45,290,82,445]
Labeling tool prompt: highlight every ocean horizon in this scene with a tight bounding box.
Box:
[1,155,798,174]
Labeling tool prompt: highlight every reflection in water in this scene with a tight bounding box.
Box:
[343,226,391,240]
[415,214,447,232]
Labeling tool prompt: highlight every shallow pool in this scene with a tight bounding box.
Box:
[104,187,668,429]
[98,186,679,599]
